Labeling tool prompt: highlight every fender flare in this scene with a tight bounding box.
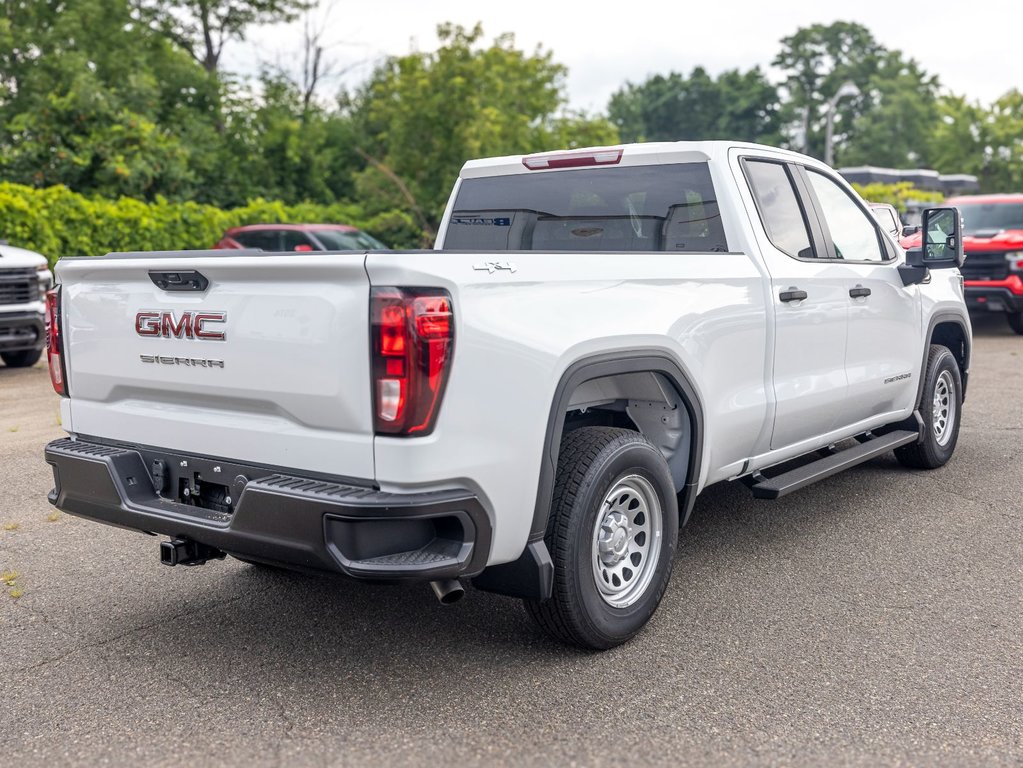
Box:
[530,350,706,539]
[920,311,972,405]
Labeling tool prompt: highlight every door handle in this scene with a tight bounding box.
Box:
[849,286,871,298]
[779,289,808,303]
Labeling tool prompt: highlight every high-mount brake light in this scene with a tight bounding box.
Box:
[371,287,454,435]
[521,148,623,170]
[45,287,68,396]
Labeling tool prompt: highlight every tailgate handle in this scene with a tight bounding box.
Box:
[149,270,209,292]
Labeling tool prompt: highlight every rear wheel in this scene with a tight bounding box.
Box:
[1,348,42,368]
[524,427,678,649]
[895,344,962,469]
[1007,312,1023,335]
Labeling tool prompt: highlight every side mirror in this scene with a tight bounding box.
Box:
[899,207,964,286]
[901,225,920,237]
[906,207,964,269]
[293,243,314,252]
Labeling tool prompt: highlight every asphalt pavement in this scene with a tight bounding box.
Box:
[1,314,1021,767]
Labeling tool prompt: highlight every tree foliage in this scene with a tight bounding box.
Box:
[134,0,313,73]
[772,21,883,158]
[608,67,781,144]
[3,6,1023,258]
[349,23,618,231]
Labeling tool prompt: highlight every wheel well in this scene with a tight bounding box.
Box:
[930,320,970,397]
[561,371,693,493]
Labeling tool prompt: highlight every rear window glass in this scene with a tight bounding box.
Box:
[443,163,729,252]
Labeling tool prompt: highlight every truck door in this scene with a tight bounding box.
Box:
[741,158,850,450]
[798,168,921,425]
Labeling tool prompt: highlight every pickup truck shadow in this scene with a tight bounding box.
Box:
[65,442,951,743]
[100,454,905,667]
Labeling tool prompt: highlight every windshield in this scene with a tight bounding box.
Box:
[443,162,728,253]
[312,229,387,250]
[955,202,1023,235]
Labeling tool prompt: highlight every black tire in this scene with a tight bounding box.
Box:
[1007,312,1023,335]
[895,344,962,469]
[1,348,42,368]
[524,427,679,650]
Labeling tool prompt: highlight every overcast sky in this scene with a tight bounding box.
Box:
[228,0,1023,111]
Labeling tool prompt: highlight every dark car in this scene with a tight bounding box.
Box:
[214,224,387,252]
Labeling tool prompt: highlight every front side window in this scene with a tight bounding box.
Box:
[744,160,815,259]
[807,171,886,262]
[443,162,728,253]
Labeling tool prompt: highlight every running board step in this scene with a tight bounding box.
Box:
[750,430,919,500]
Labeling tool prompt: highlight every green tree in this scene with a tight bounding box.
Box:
[773,21,883,158]
[348,23,618,233]
[0,0,213,199]
[928,90,1023,192]
[134,0,313,74]
[607,66,781,144]
[838,52,941,168]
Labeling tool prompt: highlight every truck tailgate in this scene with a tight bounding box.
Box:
[58,253,375,480]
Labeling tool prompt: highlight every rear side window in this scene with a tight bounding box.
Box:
[443,163,728,253]
[744,160,815,260]
[313,229,388,251]
[233,230,281,251]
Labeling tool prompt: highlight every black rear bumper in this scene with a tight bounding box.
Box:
[45,438,492,580]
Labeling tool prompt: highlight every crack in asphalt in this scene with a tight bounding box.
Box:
[0,593,250,680]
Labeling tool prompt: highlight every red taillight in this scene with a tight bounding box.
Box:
[45,287,67,396]
[522,148,623,170]
[371,288,453,435]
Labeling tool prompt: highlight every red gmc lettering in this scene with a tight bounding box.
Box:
[135,310,226,340]
[161,312,192,339]
[193,312,227,341]
[135,311,162,336]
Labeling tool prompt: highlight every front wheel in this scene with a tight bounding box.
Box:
[524,427,679,649]
[1007,312,1023,335]
[1,348,42,368]
[895,344,962,469]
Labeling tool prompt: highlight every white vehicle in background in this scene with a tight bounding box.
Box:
[0,240,52,368]
[869,201,904,239]
[44,142,970,649]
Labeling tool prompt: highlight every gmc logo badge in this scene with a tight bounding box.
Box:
[136,310,227,341]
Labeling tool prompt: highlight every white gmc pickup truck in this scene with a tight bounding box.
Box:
[44,142,971,649]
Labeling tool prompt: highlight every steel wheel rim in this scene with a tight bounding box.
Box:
[932,370,956,447]
[591,474,663,608]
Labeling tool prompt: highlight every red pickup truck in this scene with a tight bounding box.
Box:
[904,195,1023,334]
[920,195,1023,333]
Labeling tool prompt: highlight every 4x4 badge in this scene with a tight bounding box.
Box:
[472,261,517,274]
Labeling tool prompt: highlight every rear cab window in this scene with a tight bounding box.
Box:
[443,163,729,253]
[743,160,816,260]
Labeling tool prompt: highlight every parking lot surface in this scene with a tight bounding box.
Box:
[2,315,1021,767]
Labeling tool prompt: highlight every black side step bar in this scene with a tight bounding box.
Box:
[750,430,919,500]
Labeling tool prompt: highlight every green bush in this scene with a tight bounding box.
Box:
[851,181,944,213]
[0,182,426,265]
